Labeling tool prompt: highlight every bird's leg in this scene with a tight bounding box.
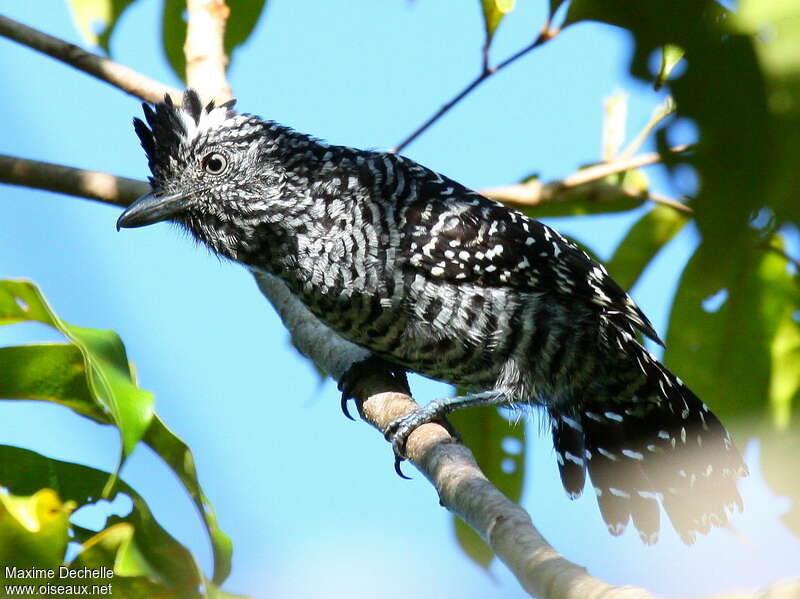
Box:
[385,390,510,459]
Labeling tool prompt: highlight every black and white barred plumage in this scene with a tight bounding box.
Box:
[118,90,747,544]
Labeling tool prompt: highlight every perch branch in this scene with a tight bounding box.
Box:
[0,14,180,104]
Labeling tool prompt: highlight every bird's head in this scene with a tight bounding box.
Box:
[117,89,293,261]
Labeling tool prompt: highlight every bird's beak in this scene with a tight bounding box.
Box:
[116,190,193,231]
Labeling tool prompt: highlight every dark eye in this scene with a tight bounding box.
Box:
[201,152,228,175]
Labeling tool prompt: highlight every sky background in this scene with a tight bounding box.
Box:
[1,1,798,598]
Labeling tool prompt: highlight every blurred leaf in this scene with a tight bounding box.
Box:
[66,0,137,50]
[145,416,234,585]
[0,489,74,572]
[0,445,204,595]
[655,44,685,90]
[563,0,771,269]
[607,204,690,291]
[665,235,800,534]
[449,404,525,569]
[735,1,800,228]
[768,287,800,430]
[665,236,798,427]
[162,0,187,82]
[162,0,269,83]
[481,0,515,49]
[0,280,153,470]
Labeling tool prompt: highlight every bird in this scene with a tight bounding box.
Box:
[117,89,747,545]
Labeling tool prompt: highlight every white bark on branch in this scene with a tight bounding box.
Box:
[185,0,234,104]
[0,14,181,104]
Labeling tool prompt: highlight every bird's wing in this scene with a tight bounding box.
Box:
[392,162,662,345]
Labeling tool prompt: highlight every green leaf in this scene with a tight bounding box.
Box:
[144,416,234,585]
[735,1,800,228]
[0,283,232,583]
[0,344,107,423]
[664,236,798,427]
[66,0,137,50]
[225,0,269,67]
[481,0,515,49]
[162,0,187,82]
[606,204,690,291]
[448,404,525,569]
[655,44,685,90]
[162,0,269,83]
[665,235,800,534]
[0,489,74,573]
[0,445,203,595]
[0,280,154,472]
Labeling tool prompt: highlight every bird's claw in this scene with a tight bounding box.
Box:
[384,401,461,479]
[340,392,357,421]
[337,356,410,421]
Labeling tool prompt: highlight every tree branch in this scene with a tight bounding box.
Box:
[391,24,559,154]
[0,154,148,207]
[184,0,234,103]
[481,145,694,214]
[0,15,180,104]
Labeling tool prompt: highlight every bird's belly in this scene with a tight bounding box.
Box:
[296,276,522,391]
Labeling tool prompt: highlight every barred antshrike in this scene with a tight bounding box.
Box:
[117,90,747,544]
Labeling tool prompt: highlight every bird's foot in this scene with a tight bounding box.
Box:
[338,355,410,421]
[384,399,461,468]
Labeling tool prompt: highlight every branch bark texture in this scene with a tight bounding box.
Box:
[0,15,181,104]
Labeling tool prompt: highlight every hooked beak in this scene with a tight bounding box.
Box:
[116,190,194,231]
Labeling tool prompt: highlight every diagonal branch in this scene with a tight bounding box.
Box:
[0,14,180,104]
[391,23,559,154]
[482,145,694,214]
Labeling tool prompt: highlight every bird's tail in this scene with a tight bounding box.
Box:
[551,332,748,544]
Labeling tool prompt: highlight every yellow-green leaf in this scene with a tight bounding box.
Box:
[481,0,515,48]
[0,489,74,571]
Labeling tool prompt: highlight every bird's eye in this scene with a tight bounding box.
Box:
[201,152,228,175]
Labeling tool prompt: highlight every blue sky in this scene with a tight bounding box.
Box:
[1,1,798,597]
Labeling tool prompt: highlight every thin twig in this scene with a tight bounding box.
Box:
[482,145,694,214]
[618,97,676,160]
[0,15,180,104]
[561,144,692,188]
[0,154,148,207]
[391,24,559,154]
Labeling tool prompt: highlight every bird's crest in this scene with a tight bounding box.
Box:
[133,89,237,181]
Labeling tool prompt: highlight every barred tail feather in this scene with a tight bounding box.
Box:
[552,340,747,544]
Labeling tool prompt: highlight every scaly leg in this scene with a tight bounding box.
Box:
[385,390,510,458]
